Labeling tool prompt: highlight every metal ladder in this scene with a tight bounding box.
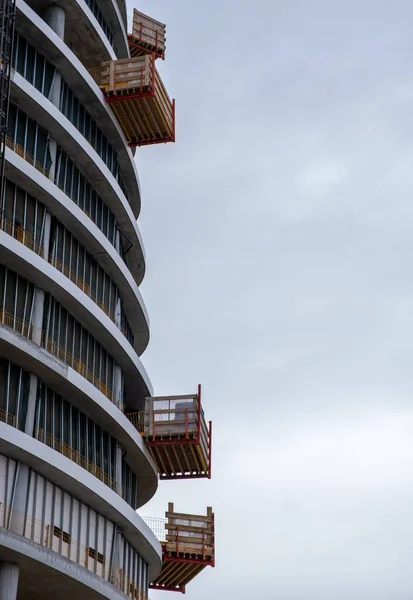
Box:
[0,0,16,204]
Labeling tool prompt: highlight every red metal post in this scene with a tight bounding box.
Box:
[151,52,155,90]
[172,98,176,142]
[197,384,201,443]
[208,421,212,479]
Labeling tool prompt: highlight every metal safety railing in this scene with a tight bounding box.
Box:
[125,410,145,434]
[0,407,21,430]
[142,515,167,543]
[0,308,123,409]
[0,213,129,338]
[0,503,149,599]
[35,428,118,492]
[5,136,50,176]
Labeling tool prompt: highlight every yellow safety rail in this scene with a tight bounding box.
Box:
[5,137,49,176]
[35,428,118,492]
[0,309,122,409]
[0,408,21,430]
[125,410,145,434]
[0,504,149,599]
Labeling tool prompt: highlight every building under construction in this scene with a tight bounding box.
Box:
[0,1,213,598]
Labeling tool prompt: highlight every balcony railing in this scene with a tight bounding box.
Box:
[0,504,148,599]
[0,309,123,410]
[35,428,118,492]
[5,137,50,176]
[0,213,130,338]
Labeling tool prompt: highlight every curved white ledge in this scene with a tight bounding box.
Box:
[20,0,118,64]
[0,529,138,599]
[0,424,162,580]
[96,0,129,57]
[5,147,147,337]
[0,232,150,371]
[114,0,127,29]
[16,0,142,218]
[11,71,145,289]
[0,325,157,506]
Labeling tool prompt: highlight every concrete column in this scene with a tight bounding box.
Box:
[24,374,38,437]
[114,298,122,328]
[42,5,65,40]
[42,212,52,260]
[114,365,123,409]
[31,289,45,346]
[116,444,123,496]
[43,6,64,180]
[0,563,19,600]
[9,464,30,536]
[45,111,60,183]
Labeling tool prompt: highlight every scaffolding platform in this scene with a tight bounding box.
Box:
[128,9,166,59]
[98,54,175,147]
[148,503,215,594]
[143,385,212,480]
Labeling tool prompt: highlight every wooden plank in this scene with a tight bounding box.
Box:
[149,394,197,402]
[165,512,214,524]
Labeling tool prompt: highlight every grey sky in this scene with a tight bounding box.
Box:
[128,1,413,598]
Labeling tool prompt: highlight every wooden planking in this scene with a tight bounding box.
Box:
[130,8,166,57]
[150,505,214,592]
[164,504,214,560]
[148,442,208,478]
[100,56,153,94]
[109,91,173,144]
[150,560,206,590]
[100,56,174,145]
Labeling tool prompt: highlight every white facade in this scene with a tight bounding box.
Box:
[0,1,161,598]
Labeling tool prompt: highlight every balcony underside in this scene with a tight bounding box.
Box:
[150,556,208,593]
[106,94,175,147]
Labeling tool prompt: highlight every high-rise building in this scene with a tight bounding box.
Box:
[0,1,213,598]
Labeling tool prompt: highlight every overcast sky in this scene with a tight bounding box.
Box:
[127,1,413,598]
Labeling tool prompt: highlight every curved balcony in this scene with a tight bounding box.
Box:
[0,324,158,507]
[0,231,152,407]
[0,528,149,600]
[19,0,127,64]
[16,0,142,218]
[0,425,162,579]
[4,144,149,350]
[10,71,145,288]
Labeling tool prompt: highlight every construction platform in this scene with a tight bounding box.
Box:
[148,503,215,594]
[127,386,212,480]
[97,54,175,147]
[128,9,166,59]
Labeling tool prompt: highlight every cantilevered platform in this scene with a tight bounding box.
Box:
[147,504,215,594]
[98,54,175,147]
[126,386,212,480]
[128,9,166,59]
